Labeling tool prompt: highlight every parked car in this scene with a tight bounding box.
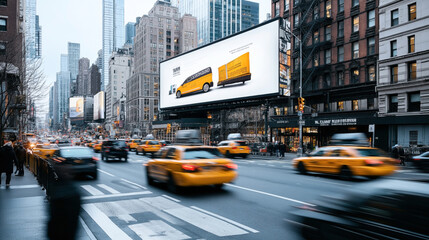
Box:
[101,140,128,162]
[412,151,429,171]
[50,147,98,179]
[288,179,429,239]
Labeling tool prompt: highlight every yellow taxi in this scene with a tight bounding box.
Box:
[87,140,98,148]
[145,145,238,192]
[128,139,142,152]
[32,143,59,158]
[136,140,162,156]
[292,146,398,180]
[93,141,104,153]
[217,140,251,158]
[176,67,213,98]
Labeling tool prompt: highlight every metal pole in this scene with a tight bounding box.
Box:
[298,39,303,156]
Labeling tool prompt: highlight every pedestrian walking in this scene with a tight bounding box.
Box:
[279,142,286,158]
[14,142,26,176]
[274,142,279,157]
[391,144,405,166]
[267,142,273,156]
[0,142,18,188]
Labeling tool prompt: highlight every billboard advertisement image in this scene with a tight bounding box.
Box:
[93,91,105,120]
[69,97,84,118]
[160,19,281,109]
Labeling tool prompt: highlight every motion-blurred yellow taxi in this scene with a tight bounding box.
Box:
[136,140,161,156]
[93,141,104,153]
[87,140,98,148]
[293,146,397,180]
[217,140,251,158]
[32,143,59,158]
[128,139,142,151]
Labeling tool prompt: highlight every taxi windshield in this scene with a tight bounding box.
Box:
[183,148,222,160]
[356,148,387,157]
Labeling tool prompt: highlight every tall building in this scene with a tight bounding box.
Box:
[77,57,90,96]
[25,0,37,59]
[102,0,125,91]
[53,54,71,129]
[106,48,132,132]
[49,86,54,127]
[242,0,259,30]
[89,64,101,96]
[377,0,429,148]
[172,0,243,46]
[126,0,197,135]
[270,0,380,149]
[125,21,136,45]
[35,15,42,58]
[68,42,80,96]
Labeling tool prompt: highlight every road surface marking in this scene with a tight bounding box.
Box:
[97,184,120,194]
[164,207,248,237]
[7,184,40,189]
[121,178,147,189]
[98,169,115,177]
[225,184,315,206]
[129,220,191,240]
[82,191,152,200]
[191,206,259,233]
[162,194,181,202]
[79,217,97,240]
[267,165,275,167]
[82,204,132,240]
[403,172,429,176]
[81,185,105,196]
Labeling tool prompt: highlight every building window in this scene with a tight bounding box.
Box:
[408,35,415,53]
[312,78,319,90]
[408,92,420,112]
[367,98,375,110]
[338,0,344,13]
[325,0,331,18]
[325,25,331,41]
[409,3,416,21]
[313,30,319,44]
[0,0,6,6]
[0,18,6,31]
[353,100,359,110]
[352,16,359,33]
[368,65,375,82]
[338,46,344,62]
[294,0,300,5]
[275,2,280,16]
[0,42,5,55]
[352,41,359,59]
[313,7,319,20]
[390,65,398,83]
[337,71,344,86]
[351,68,359,84]
[389,95,398,112]
[294,14,300,27]
[368,10,375,28]
[324,73,331,88]
[391,40,397,57]
[352,0,359,7]
[285,0,290,11]
[367,37,375,55]
[408,61,417,81]
[294,36,299,49]
[391,9,399,26]
[337,101,344,111]
[294,57,299,70]
[338,20,344,37]
[313,53,319,67]
[325,49,331,64]
[409,131,418,146]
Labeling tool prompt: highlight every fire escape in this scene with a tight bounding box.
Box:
[292,0,333,95]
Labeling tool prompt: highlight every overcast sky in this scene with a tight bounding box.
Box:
[36,0,271,115]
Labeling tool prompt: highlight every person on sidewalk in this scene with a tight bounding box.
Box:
[14,142,26,176]
[0,142,18,188]
[279,142,286,158]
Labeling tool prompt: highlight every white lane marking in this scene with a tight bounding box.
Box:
[403,172,429,176]
[225,184,315,206]
[82,191,152,200]
[164,207,248,237]
[98,169,115,177]
[79,217,97,240]
[82,204,132,240]
[121,178,147,189]
[191,206,259,233]
[129,220,191,240]
[162,194,181,203]
[267,165,275,167]
[8,184,40,189]
[97,184,120,194]
[81,185,105,196]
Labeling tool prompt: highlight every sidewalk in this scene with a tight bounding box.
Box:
[0,168,90,240]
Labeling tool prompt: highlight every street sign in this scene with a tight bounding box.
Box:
[368,124,375,133]
[299,120,305,125]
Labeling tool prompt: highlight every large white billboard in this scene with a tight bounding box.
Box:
[160,19,281,109]
[93,91,105,120]
[69,97,84,119]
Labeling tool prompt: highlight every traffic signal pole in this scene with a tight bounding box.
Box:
[298,38,303,157]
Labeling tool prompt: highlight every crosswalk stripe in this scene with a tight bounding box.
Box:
[81,185,104,196]
[97,184,120,194]
[129,220,191,240]
[82,191,152,200]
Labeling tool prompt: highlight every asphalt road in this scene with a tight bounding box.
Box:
[73,151,429,240]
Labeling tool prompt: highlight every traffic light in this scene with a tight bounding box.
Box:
[298,97,305,112]
[166,123,171,134]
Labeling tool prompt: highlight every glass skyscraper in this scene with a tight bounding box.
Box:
[68,42,80,80]
[172,0,243,46]
[125,22,136,44]
[25,0,38,59]
[242,0,259,30]
[102,0,125,91]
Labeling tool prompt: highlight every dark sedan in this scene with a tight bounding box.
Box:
[50,147,98,179]
[412,151,429,171]
[288,179,429,240]
[101,140,128,162]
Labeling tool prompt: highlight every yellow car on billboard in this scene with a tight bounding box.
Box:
[292,146,398,180]
[218,52,251,87]
[145,145,238,192]
[176,67,213,98]
[217,140,251,158]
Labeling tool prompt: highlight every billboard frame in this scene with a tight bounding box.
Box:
[159,17,284,111]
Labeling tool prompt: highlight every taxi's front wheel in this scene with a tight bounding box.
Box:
[168,173,181,193]
[339,166,353,180]
[146,167,154,186]
[298,161,307,174]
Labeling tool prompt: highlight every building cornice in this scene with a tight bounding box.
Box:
[379,49,429,64]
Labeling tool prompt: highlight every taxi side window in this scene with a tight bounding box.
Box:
[330,149,342,157]
[340,150,351,157]
[165,148,177,159]
[312,149,326,156]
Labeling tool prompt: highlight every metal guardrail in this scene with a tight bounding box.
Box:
[25,150,58,197]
